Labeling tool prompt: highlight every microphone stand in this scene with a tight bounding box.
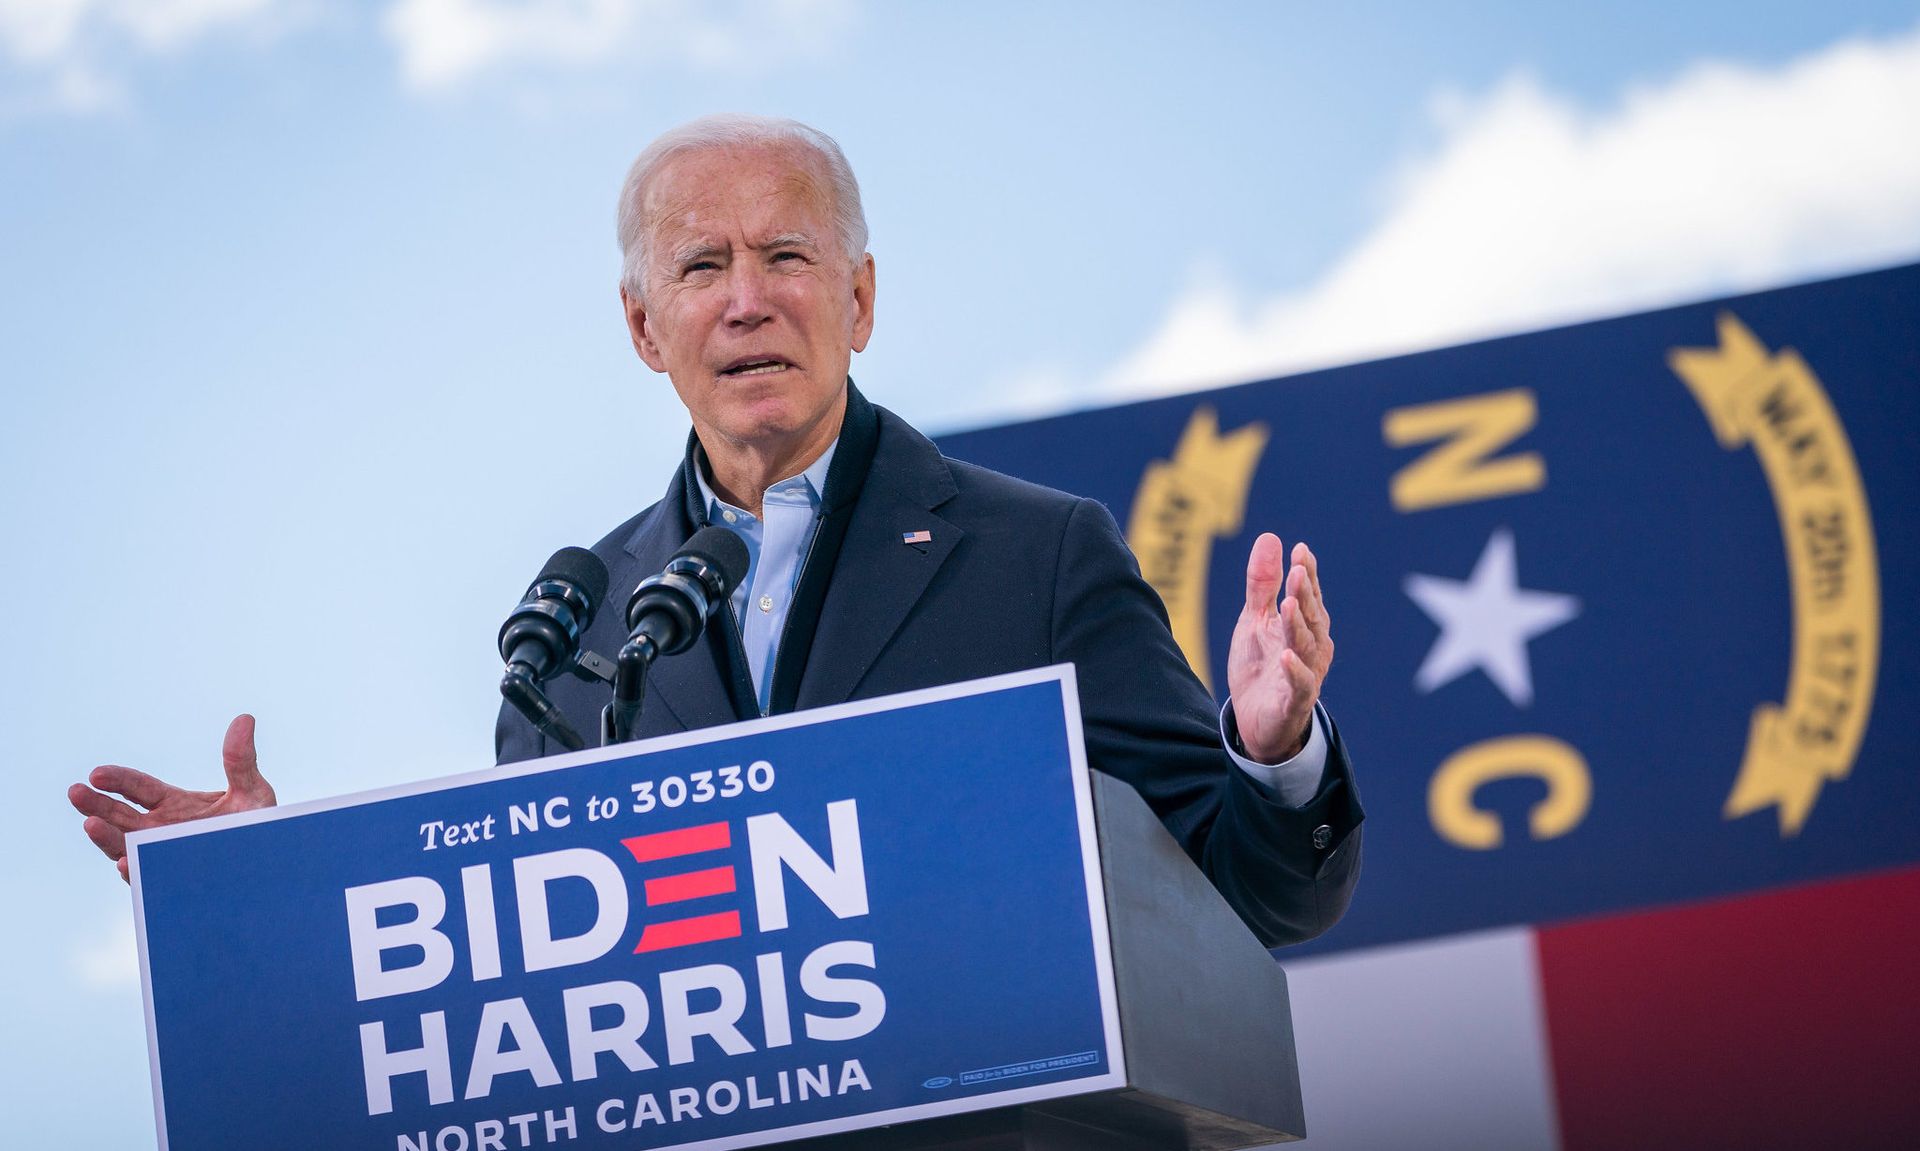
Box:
[603,635,659,746]
[501,664,588,751]
[500,649,618,753]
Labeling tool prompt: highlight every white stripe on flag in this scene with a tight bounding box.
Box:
[1280,926,1562,1150]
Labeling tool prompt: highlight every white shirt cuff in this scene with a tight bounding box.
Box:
[1220,699,1330,808]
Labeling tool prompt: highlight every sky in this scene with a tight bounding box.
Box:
[4,2,1918,1144]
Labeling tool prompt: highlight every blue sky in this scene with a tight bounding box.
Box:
[4,2,1918,1144]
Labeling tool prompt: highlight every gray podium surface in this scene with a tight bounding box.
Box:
[769,770,1305,1151]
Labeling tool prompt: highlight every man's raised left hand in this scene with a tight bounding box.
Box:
[1226,534,1334,763]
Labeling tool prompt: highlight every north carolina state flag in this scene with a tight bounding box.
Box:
[936,266,1920,1147]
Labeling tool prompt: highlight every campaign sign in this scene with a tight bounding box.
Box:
[129,666,1123,1151]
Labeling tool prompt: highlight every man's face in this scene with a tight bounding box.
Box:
[623,144,875,454]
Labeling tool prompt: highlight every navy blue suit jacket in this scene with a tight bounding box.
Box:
[496,387,1363,947]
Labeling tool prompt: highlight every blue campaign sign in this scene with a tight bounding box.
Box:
[939,262,1920,958]
[129,666,1123,1151]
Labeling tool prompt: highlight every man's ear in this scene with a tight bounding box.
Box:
[850,252,876,354]
[622,285,668,372]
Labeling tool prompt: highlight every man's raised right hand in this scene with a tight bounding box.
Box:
[68,714,278,883]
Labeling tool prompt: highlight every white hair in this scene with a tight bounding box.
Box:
[616,114,869,298]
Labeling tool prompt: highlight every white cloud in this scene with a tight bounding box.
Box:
[113,0,285,52]
[73,908,139,989]
[0,0,92,64]
[383,0,854,91]
[1011,24,1920,411]
[0,0,302,113]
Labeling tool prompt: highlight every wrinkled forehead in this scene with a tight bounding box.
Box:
[642,143,837,255]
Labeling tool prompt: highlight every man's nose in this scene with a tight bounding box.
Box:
[722,266,774,329]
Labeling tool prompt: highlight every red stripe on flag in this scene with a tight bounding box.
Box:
[645,866,737,906]
[622,821,730,863]
[634,911,742,953]
[1537,863,1920,1150]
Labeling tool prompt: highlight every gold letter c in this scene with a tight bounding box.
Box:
[1428,735,1592,850]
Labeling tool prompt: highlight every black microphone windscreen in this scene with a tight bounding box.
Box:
[681,526,752,595]
[537,546,611,611]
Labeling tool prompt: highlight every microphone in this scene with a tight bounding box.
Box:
[498,547,611,678]
[498,547,610,751]
[606,527,751,743]
[625,526,752,659]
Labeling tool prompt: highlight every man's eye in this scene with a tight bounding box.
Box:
[685,260,718,273]
[772,251,804,263]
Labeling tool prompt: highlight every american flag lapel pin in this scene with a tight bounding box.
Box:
[902,528,933,551]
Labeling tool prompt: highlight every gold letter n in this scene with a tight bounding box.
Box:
[1384,388,1545,512]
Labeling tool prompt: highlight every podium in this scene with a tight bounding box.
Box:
[771,769,1306,1151]
[129,667,1304,1151]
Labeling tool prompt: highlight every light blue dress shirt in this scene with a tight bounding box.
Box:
[695,441,838,716]
[695,439,1328,803]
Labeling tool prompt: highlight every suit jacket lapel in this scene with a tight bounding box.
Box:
[796,410,963,710]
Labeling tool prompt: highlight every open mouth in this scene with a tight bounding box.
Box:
[720,358,792,377]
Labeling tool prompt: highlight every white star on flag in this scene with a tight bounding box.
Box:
[1404,528,1581,707]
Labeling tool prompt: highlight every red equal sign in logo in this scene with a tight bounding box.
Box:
[620,820,742,953]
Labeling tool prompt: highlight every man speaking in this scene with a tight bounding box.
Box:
[70,115,1361,948]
